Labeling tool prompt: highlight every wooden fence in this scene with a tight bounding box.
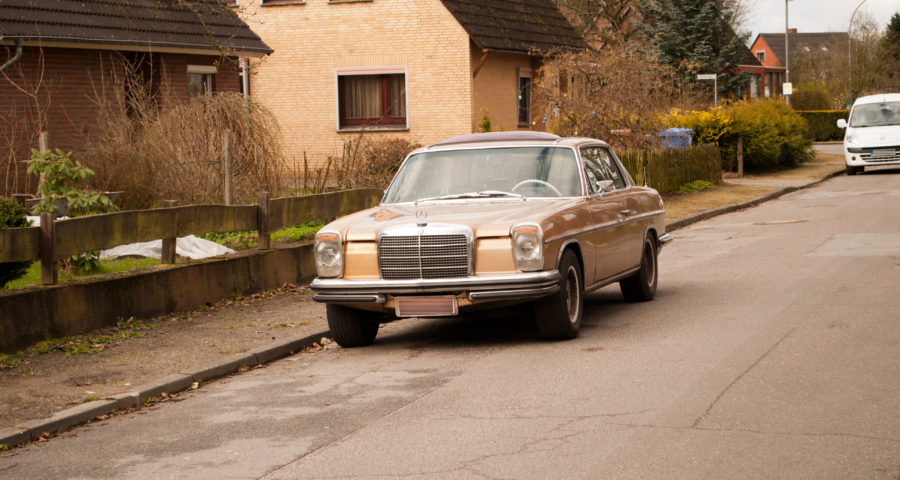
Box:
[0,189,384,286]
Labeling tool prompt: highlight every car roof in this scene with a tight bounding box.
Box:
[415,132,609,154]
[853,93,900,106]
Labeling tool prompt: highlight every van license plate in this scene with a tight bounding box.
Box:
[395,296,458,317]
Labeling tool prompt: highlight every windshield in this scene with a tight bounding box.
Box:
[382,146,582,203]
[849,101,900,127]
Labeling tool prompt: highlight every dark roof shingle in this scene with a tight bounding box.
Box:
[758,32,848,64]
[0,0,271,55]
[440,0,586,53]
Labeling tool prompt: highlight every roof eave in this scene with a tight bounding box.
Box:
[0,36,272,57]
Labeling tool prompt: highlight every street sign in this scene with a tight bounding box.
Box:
[783,82,793,95]
[697,74,717,80]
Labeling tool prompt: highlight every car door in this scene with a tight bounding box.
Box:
[580,145,633,282]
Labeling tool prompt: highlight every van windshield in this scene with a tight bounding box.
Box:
[850,101,900,128]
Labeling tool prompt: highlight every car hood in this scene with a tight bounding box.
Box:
[846,125,900,147]
[327,198,584,242]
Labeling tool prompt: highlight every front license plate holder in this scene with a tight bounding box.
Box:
[871,148,895,156]
[395,296,458,317]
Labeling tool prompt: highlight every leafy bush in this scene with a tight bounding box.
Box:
[796,110,847,141]
[669,100,814,171]
[617,144,722,194]
[0,198,32,288]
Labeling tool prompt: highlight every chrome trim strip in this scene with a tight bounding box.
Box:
[310,271,561,296]
[585,267,640,292]
[544,209,666,244]
[467,284,559,301]
[313,294,386,304]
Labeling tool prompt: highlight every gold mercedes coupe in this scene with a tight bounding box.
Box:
[310,131,672,346]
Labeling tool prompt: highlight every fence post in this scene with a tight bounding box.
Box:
[223,129,233,206]
[161,200,177,264]
[257,191,270,250]
[737,136,744,177]
[40,211,57,285]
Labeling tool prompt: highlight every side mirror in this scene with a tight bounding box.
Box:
[837,119,848,129]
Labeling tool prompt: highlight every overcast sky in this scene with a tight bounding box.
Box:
[743,0,900,42]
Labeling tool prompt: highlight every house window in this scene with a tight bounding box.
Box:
[756,51,765,62]
[337,67,407,129]
[517,67,532,127]
[187,65,217,98]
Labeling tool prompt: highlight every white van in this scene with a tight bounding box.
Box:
[837,93,900,175]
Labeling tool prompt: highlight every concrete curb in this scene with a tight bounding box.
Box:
[0,169,845,448]
[0,330,330,447]
[665,169,845,232]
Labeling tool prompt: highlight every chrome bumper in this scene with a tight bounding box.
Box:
[310,271,561,304]
[658,233,674,249]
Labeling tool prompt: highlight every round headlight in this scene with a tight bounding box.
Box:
[314,232,343,278]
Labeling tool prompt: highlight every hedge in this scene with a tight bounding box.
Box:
[617,144,722,194]
[796,110,847,141]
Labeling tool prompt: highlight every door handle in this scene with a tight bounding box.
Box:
[619,209,636,217]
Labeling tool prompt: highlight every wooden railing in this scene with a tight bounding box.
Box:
[0,189,383,285]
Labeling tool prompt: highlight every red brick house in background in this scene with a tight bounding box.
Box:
[0,0,271,197]
[747,30,848,98]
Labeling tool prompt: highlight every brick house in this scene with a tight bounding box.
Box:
[748,30,848,98]
[0,0,271,197]
[237,0,585,166]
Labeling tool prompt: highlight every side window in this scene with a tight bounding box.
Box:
[580,146,627,193]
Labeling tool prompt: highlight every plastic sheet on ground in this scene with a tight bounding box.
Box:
[99,235,235,260]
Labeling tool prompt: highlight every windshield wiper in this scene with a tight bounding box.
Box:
[415,190,524,203]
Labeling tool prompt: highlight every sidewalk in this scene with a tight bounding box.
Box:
[0,155,847,449]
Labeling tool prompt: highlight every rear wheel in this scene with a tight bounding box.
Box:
[326,304,380,347]
[535,250,583,340]
[846,165,864,176]
[620,234,658,302]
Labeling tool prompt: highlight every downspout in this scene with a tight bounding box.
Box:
[240,58,250,100]
[0,39,24,73]
[472,49,489,79]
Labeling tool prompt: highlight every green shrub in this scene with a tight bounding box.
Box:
[617,144,722,194]
[669,100,814,171]
[790,88,831,110]
[796,110,847,141]
[0,198,32,288]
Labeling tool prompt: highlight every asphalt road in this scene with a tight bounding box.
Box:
[2,170,899,479]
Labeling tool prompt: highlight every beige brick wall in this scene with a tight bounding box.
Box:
[240,0,477,167]
[470,46,537,132]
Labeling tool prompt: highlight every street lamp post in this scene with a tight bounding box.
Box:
[849,0,870,93]
[785,0,791,106]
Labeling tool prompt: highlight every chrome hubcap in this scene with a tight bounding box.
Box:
[644,242,656,287]
[565,265,580,323]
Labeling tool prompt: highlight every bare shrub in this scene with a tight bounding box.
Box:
[534,47,700,148]
[320,135,421,191]
[81,55,286,209]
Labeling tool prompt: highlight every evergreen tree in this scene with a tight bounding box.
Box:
[637,0,750,97]
[885,13,900,63]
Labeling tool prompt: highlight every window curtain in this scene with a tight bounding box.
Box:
[343,75,381,118]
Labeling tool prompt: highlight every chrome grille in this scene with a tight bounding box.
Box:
[379,234,470,280]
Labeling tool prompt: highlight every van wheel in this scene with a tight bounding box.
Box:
[620,234,658,302]
[535,250,583,340]
[326,304,379,347]
[846,166,863,176]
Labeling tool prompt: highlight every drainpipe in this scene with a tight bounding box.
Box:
[240,58,250,100]
[472,49,489,79]
[0,38,24,73]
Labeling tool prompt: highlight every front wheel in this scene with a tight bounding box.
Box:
[535,250,583,340]
[326,304,380,347]
[620,234,658,302]
[846,165,864,176]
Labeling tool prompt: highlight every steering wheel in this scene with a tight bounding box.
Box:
[512,179,562,197]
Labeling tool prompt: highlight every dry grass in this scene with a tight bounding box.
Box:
[663,184,777,222]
